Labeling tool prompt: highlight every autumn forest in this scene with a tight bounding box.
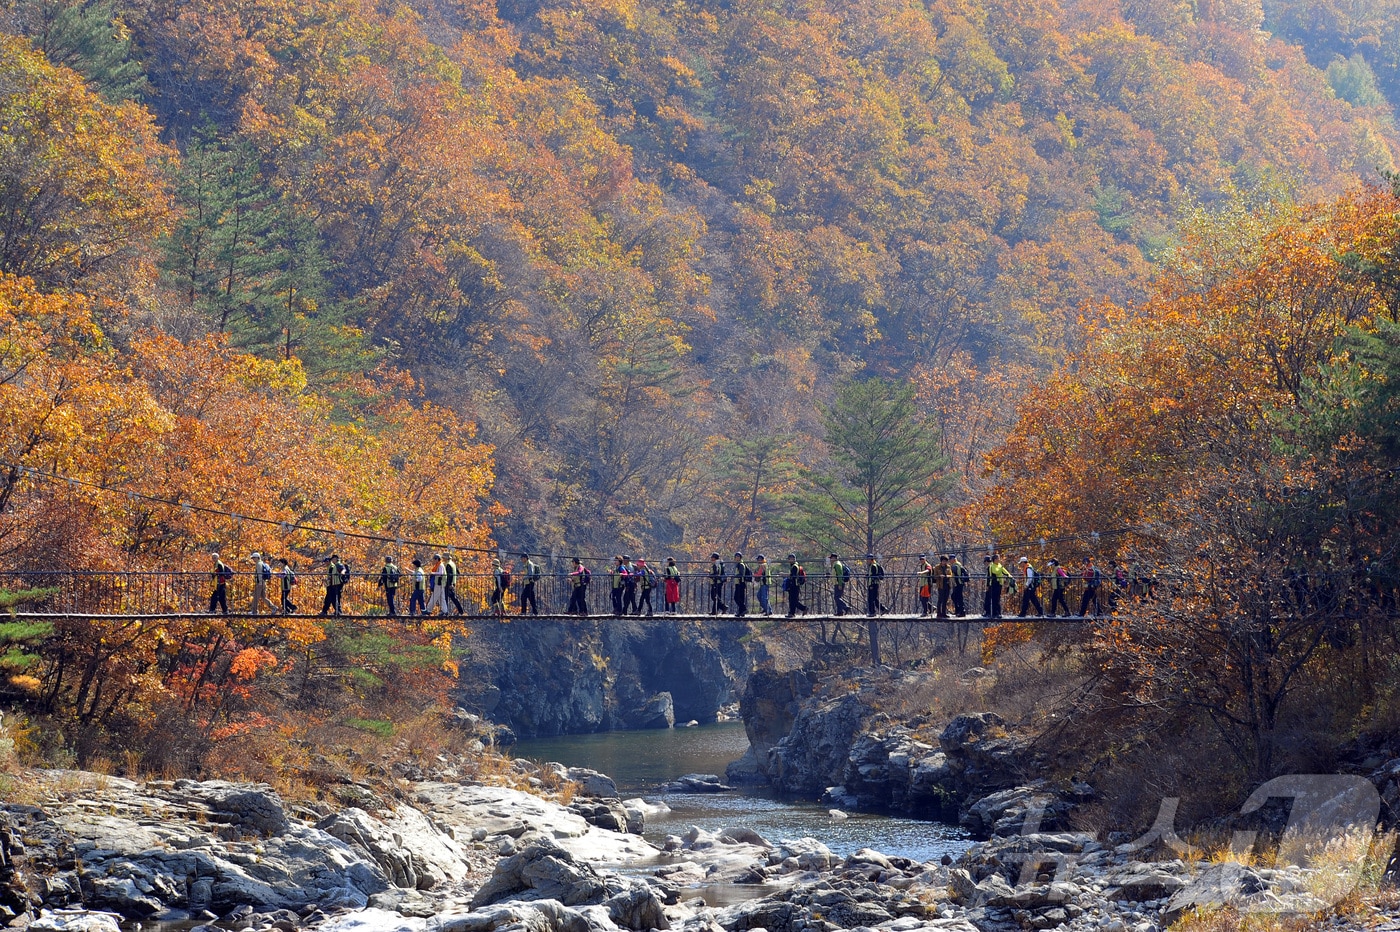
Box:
[5,0,1400,798]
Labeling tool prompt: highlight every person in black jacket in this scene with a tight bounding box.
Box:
[709,552,727,614]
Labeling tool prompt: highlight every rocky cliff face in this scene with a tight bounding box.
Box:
[459,619,757,739]
[730,665,1057,831]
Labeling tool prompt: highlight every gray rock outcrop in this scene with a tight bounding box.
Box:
[459,620,758,739]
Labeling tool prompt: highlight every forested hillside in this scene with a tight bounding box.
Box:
[2,0,1398,562]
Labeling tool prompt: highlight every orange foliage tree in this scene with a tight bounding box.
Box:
[979,184,1400,788]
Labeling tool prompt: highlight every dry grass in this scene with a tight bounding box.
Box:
[1168,829,1399,931]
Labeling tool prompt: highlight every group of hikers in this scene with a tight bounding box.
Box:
[207,548,1149,619]
[206,551,535,617]
[574,551,1145,620]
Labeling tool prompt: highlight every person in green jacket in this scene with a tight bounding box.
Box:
[755,555,774,616]
[830,554,851,617]
[987,552,1014,619]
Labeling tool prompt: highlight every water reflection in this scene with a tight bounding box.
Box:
[514,722,970,864]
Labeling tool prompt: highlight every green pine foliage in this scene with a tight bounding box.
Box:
[779,377,950,557]
[6,0,146,102]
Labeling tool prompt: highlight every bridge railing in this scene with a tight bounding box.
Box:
[0,568,1146,618]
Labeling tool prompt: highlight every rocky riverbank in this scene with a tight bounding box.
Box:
[2,758,1390,932]
[727,665,1059,829]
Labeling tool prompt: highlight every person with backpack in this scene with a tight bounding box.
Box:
[519,554,541,615]
[247,552,276,615]
[610,556,627,617]
[935,555,954,618]
[378,556,400,617]
[1108,561,1128,611]
[658,554,680,612]
[279,557,298,614]
[1017,556,1044,617]
[981,555,995,617]
[209,552,232,615]
[636,558,656,617]
[622,555,640,615]
[1046,558,1070,616]
[444,554,465,615]
[951,555,968,617]
[865,553,888,617]
[1079,557,1102,617]
[708,553,727,615]
[321,553,347,616]
[784,553,808,617]
[408,558,427,616]
[569,557,591,616]
[755,555,773,616]
[830,554,851,616]
[731,552,750,618]
[491,559,510,614]
[917,554,935,617]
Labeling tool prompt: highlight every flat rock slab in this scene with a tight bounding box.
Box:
[410,784,658,865]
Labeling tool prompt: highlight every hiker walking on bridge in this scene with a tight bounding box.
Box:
[519,554,541,615]
[1079,557,1102,617]
[568,558,590,616]
[708,553,727,615]
[490,558,509,614]
[444,554,465,615]
[610,556,626,617]
[621,555,640,615]
[424,553,449,615]
[830,554,851,616]
[951,555,968,616]
[785,553,808,617]
[320,554,347,616]
[408,559,426,616]
[249,553,276,615]
[279,558,297,614]
[756,551,778,615]
[935,555,954,619]
[918,554,934,617]
[1017,556,1043,617]
[732,552,749,618]
[866,553,888,617]
[209,553,231,615]
[378,556,400,617]
[1047,559,1070,616]
[987,553,1013,619]
[664,557,681,613]
[636,558,656,616]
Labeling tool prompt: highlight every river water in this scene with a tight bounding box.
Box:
[513,722,970,865]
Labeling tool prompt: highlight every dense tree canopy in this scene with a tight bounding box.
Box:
[1,0,1391,557]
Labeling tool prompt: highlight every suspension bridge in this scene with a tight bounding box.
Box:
[1,568,1126,622]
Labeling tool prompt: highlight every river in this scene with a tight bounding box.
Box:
[513,722,970,865]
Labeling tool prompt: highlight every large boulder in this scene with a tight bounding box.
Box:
[737,667,814,779]
[471,843,608,909]
[317,806,475,891]
[565,769,619,799]
[959,785,1066,837]
[468,842,668,931]
[768,692,874,797]
[625,693,675,730]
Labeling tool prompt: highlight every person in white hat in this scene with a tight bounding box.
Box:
[249,552,276,615]
[1017,556,1044,618]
